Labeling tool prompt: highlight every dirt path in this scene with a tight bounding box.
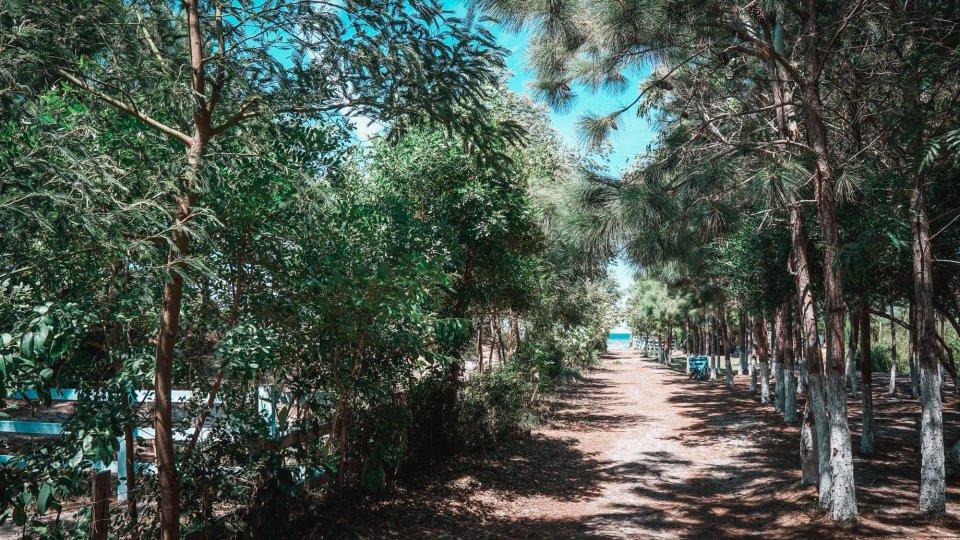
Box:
[311,350,960,539]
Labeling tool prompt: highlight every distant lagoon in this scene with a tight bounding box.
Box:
[606,332,632,351]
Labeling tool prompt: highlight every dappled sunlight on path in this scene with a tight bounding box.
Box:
[306,350,960,539]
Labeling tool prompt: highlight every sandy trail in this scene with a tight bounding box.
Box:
[508,352,712,537]
[494,350,796,538]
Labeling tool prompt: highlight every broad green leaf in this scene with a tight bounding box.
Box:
[37,483,53,514]
[35,322,50,349]
[20,331,34,358]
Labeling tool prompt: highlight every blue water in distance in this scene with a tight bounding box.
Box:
[607,331,632,351]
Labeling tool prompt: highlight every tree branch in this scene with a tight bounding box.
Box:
[210,98,259,136]
[869,308,909,329]
[57,69,192,145]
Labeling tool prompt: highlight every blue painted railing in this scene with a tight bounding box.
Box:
[0,386,296,501]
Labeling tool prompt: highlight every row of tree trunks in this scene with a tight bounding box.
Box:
[473,313,521,373]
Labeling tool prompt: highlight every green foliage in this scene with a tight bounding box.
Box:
[459,361,538,447]
[0,79,616,540]
[0,0,626,533]
[624,279,693,336]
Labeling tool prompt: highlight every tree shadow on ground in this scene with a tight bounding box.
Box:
[302,432,617,538]
[649,360,960,538]
[301,354,960,539]
[539,372,652,432]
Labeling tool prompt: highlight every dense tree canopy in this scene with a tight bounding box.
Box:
[3,0,960,536]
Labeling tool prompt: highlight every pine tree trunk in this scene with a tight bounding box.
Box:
[778,303,797,423]
[709,319,718,380]
[693,325,700,356]
[909,301,921,398]
[859,300,875,455]
[720,308,733,385]
[889,304,898,395]
[664,327,673,365]
[800,1,858,515]
[788,204,831,509]
[845,309,860,397]
[754,316,771,404]
[749,322,758,393]
[702,323,708,357]
[738,310,748,375]
[795,310,807,395]
[912,173,945,514]
[800,400,819,484]
[774,307,787,413]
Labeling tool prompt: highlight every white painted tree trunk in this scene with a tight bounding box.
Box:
[909,305,921,398]
[709,327,718,380]
[844,348,858,398]
[919,364,945,513]
[720,309,733,386]
[910,351,920,398]
[739,313,748,376]
[845,310,860,400]
[825,372,858,522]
[782,304,797,423]
[808,373,832,509]
[750,358,757,393]
[760,360,770,404]
[785,368,797,423]
[889,304,898,395]
[888,361,897,395]
[800,400,819,484]
[754,315,771,403]
[774,356,785,413]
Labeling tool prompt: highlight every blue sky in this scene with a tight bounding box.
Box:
[486,19,653,295]
[494,29,657,178]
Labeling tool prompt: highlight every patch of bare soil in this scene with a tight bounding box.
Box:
[303,351,960,539]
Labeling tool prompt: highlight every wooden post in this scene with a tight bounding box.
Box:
[91,470,111,540]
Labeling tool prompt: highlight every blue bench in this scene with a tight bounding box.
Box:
[688,356,709,380]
